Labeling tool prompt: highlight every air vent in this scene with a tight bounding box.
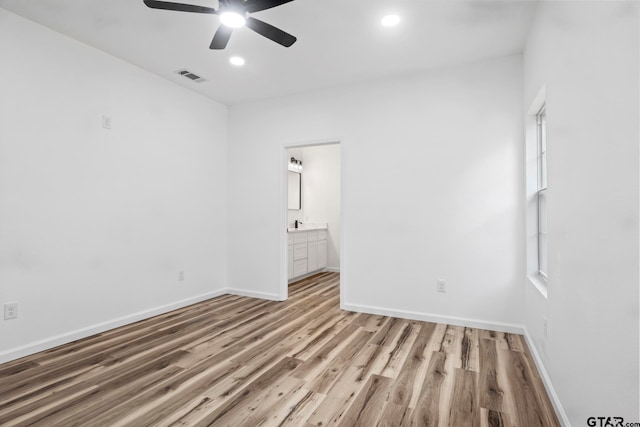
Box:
[175,69,206,83]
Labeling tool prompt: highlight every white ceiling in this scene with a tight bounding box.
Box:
[0,0,538,105]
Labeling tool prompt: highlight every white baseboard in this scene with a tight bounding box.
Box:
[341,302,524,334]
[225,288,280,301]
[0,289,227,365]
[523,329,571,426]
[325,267,340,273]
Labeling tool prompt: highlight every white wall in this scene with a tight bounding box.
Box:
[228,55,525,327]
[301,144,341,270]
[523,2,639,423]
[0,10,228,362]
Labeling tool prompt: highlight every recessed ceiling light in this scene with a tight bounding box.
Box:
[229,56,245,66]
[220,11,246,28]
[381,14,400,27]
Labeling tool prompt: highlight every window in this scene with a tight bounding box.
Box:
[536,105,547,279]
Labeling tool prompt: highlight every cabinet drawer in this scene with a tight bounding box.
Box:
[317,230,327,241]
[293,233,308,245]
[287,234,293,245]
[307,231,318,242]
[293,243,308,261]
[293,259,308,277]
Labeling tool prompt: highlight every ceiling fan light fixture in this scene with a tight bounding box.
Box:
[143,0,298,49]
[229,56,245,66]
[381,14,400,27]
[220,11,246,28]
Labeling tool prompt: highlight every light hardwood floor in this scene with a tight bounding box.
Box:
[0,272,560,426]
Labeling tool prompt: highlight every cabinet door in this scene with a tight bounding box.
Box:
[288,245,294,279]
[293,259,308,277]
[318,240,327,269]
[307,240,318,272]
[293,243,307,261]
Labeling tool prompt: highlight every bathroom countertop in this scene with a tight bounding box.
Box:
[287,223,327,233]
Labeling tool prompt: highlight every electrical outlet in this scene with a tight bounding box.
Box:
[102,114,111,130]
[4,302,18,320]
[437,280,446,293]
[178,270,185,281]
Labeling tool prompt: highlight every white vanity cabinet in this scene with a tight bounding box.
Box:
[287,234,294,279]
[287,228,328,280]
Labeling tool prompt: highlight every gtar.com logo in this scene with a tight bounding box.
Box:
[587,417,624,427]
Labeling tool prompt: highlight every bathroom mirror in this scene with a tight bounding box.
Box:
[288,171,301,210]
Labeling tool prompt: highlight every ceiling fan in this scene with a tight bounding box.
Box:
[143,0,297,50]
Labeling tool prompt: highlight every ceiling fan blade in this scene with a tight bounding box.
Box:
[143,0,217,14]
[243,0,294,13]
[210,25,233,49]
[245,17,296,47]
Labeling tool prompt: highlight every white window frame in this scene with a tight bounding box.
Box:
[536,105,547,280]
[525,86,548,297]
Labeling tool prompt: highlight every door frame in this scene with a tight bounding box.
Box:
[279,138,346,306]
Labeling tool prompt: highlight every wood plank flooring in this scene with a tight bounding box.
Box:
[0,272,560,426]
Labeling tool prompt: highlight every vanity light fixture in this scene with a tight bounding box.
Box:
[288,157,303,172]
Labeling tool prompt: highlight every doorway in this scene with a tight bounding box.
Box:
[279,140,343,302]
